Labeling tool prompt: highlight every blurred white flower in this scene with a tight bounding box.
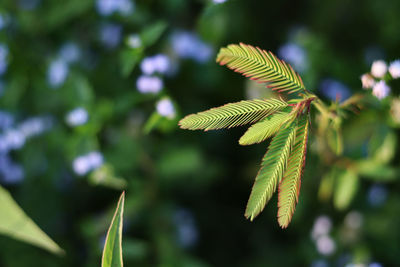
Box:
[316,235,336,256]
[344,211,363,230]
[371,60,387,78]
[126,34,141,48]
[278,42,308,73]
[47,58,69,88]
[311,215,332,240]
[136,75,163,94]
[100,23,122,49]
[213,0,227,3]
[66,107,89,126]
[360,73,375,89]
[156,98,175,118]
[59,42,80,64]
[388,60,400,78]
[372,80,390,100]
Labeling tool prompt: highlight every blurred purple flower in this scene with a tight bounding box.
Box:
[156,98,175,119]
[136,75,163,94]
[173,209,198,248]
[0,155,24,184]
[0,43,9,76]
[320,79,351,102]
[372,80,390,100]
[59,42,81,64]
[47,59,69,88]
[0,111,14,130]
[3,129,26,150]
[96,0,134,16]
[140,54,170,75]
[368,184,387,207]
[18,116,52,138]
[316,235,335,256]
[171,31,213,63]
[278,42,308,73]
[18,0,41,10]
[213,0,228,3]
[311,215,332,240]
[72,151,104,176]
[99,23,122,49]
[66,107,89,126]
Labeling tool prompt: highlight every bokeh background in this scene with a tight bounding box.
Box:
[0,0,400,266]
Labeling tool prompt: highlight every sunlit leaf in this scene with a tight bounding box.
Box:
[0,186,64,255]
[102,192,125,267]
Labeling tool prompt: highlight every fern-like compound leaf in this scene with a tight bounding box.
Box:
[245,121,297,221]
[217,43,306,94]
[179,98,287,131]
[239,108,294,146]
[277,114,309,228]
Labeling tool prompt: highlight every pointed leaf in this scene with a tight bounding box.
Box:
[0,185,64,255]
[245,121,297,221]
[102,192,125,267]
[217,43,306,94]
[277,115,309,228]
[333,170,359,210]
[179,98,287,131]
[239,108,294,145]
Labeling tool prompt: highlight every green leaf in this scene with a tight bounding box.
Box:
[140,21,168,47]
[277,115,309,228]
[0,185,64,255]
[333,170,359,210]
[179,98,287,131]
[102,192,125,267]
[217,43,306,94]
[239,108,293,145]
[245,121,297,221]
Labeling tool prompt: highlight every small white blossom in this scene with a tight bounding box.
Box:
[372,80,390,100]
[126,34,141,48]
[66,107,89,126]
[156,98,175,118]
[136,75,163,94]
[371,60,387,78]
[360,73,375,89]
[388,60,400,79]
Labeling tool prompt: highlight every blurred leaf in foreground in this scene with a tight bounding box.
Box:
[0,186,64,255]
[101,192,125,267]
